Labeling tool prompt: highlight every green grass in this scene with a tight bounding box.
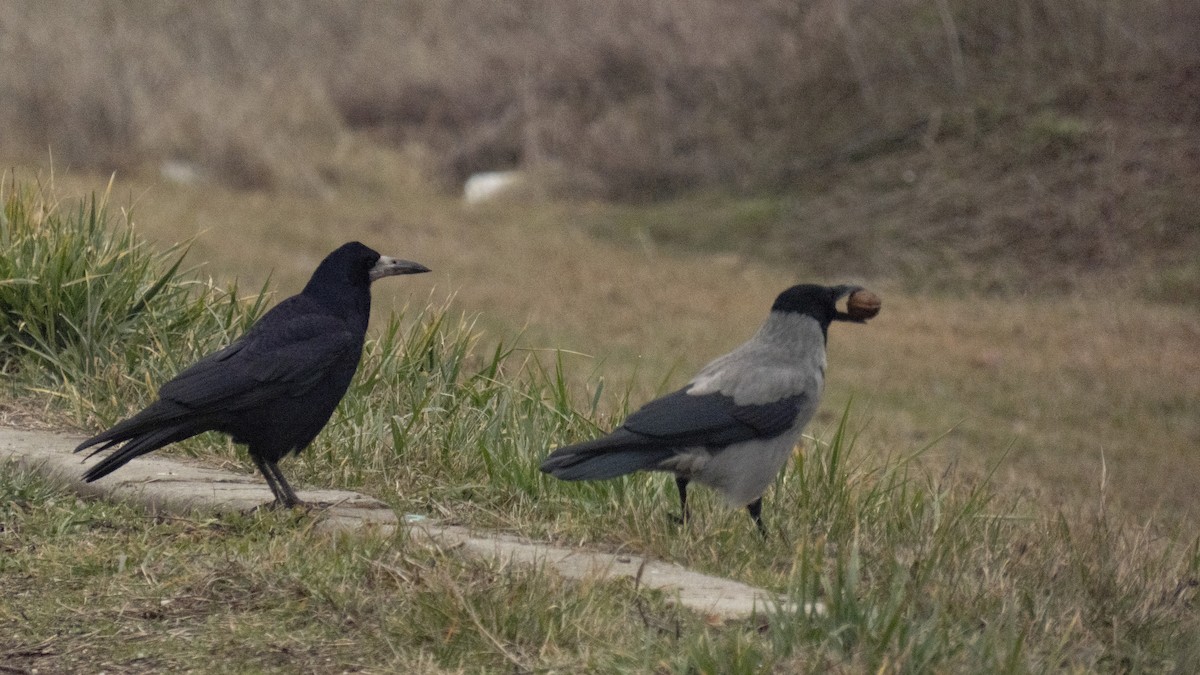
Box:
[0,464,703,673]
[3,177,1200,671]
[0,176,269,416]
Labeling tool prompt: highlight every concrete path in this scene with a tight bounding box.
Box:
[1,427,820,620]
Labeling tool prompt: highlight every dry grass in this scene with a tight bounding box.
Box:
[1,0,1196,197]
[0,469,703,673]
[584,98,1200,300]
[2,172,1199,671]
[25,152,1200,526]
[3,1,1196,301]
[3,3,1199,669]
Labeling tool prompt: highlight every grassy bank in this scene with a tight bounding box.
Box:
[28,160,1200,525]
[3,174,1200,672]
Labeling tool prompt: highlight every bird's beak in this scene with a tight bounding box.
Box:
[831,284,865,323]
[369,256,431,281]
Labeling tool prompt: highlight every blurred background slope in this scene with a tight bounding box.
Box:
[1,1,1197,519]
[1,0,1197,297]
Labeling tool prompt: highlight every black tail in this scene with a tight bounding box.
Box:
[80,426,197,482]
[540,430,675,481]
[75,402,205,482]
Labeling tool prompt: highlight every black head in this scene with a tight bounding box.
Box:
[771,284,864,326]
[305,241,430,292]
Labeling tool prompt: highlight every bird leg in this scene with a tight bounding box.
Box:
[746,498,767,537]
[252,455,303,509]
[251,455,283,505]
[264,460,303,508]
[671,475,691,525]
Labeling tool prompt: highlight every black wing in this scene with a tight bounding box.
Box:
[74,295,359,458]
[540,385,806,481]
[157,296,357,414]
[622,385,806,448]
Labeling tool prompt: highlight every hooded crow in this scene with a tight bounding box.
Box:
[75,241,430,508]
[540,284,872,534]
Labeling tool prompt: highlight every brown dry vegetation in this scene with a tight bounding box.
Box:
[3,0,1197,300]
[31,149,1200,526]
[3,3,1200,668]
[1,0,1195,536]
[3,0,1195,193]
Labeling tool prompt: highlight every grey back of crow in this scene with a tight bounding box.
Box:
[540,284,871,534]
[74,241,430,507]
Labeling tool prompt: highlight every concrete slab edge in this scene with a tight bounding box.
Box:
[0,427,824,620]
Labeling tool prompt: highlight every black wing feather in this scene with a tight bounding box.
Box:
[623,386,805,447]
[75,296,357,455]
[157,297,356,413]
[540,386,806,481]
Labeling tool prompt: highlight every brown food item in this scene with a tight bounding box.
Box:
[846,289,881,320]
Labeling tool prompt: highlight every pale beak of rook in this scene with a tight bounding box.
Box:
[369,256,431,281]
